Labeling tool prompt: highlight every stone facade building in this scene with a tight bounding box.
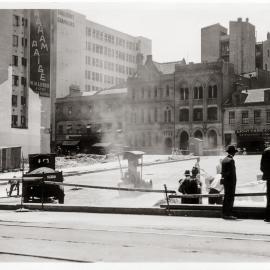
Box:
[125,55,237,154]
[223,87,270,153]
[55,86,127,152]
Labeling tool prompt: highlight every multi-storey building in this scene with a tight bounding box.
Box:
[53,9,151,99]
[84,19,151,93]
[223,87,270,153]
[0,9,151,154]
[125,55,237,154]
[0,9,51,155]
[51,9,151,149]
[55,86,127,152]
[202,18,256,75]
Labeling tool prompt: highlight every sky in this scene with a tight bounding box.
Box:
[3,1,270,63]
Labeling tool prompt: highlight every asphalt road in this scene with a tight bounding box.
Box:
[0,210,269,262]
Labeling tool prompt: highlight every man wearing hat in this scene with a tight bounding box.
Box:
[221,145,238,220]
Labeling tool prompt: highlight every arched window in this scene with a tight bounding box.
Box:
[154,86,158,98]
[154,108,158,122]
[208,130,218,148]
[179,84,189,100]
[193,84,203,99]
[194,130,203,140]
[208,83,217,99]
[131,88,135,100]
[166,85,170,97]
[164,106,172,123]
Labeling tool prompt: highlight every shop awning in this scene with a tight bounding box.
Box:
[62,140,80,146]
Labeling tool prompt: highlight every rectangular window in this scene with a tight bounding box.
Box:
[21,116,26,127]
[242,111,249,124]
[21,96,26,106]
[154,108,158,122]
[13,35,18,47]
[12,95,17,107]
[12,75,19,86]
[22,18,28,27]
[266,111,270,123]
[22,57,27,67]
[13,15,19,26]
[21,77,26,86]
[12,55,18,66]
[229,111,235,124]
[12,115,18,127]
[193,108,203,121]
[254,110,261,124]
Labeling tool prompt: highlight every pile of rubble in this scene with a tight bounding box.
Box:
[55,153,117,169]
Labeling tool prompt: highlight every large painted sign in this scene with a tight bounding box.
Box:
[30,10,50,97]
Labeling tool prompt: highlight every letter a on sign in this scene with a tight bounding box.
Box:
[34,49,40,56]
[32,40,38,47]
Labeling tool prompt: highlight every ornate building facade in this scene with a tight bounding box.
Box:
[125,55,237,154]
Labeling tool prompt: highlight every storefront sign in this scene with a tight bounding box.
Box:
[236,128,270,137]
[30,10,50,97]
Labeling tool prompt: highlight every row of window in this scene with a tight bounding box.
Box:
[11,115,26,128]
[12,55,27,67]
[57,122,122,135]
[13,15,28,27]
[85,27,137,51]
[12,35,27,48]
[85,85,103,92]
[131,85,218,100]
[12,95,26,107]
[229,110,270,124]
[129,107,218,124]
[86,42,136,63]
[12,75,27,87]
[85,70,126,84]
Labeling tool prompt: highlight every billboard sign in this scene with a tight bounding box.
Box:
[30,10,51,97]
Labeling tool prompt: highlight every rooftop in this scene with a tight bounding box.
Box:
[153,59,186,74]
[242,88,270,103]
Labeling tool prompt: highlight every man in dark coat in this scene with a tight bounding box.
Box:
[178,170,200,204]
[260,145,270,222]
[221,145,238,220]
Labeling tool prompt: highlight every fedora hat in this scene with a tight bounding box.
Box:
[184,170,190,176]
[226,145,238,154]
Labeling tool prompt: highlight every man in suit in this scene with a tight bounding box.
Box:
[221,145,238,220]
[260,144,270,222]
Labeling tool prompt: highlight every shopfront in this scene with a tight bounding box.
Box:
[236,128,270,153]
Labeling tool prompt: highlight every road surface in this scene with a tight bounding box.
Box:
[0,210,269,262]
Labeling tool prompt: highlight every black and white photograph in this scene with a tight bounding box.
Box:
[0,0,270,264]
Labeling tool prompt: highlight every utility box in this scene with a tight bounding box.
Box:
[0,146,21,171]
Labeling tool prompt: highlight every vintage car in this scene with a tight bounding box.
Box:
[22,154,65,204]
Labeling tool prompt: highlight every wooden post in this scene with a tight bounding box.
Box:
[164,184,171,215]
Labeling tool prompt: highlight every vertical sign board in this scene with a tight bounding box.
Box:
[30,10,50,97]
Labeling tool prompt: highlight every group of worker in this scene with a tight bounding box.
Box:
[178,144,270,222]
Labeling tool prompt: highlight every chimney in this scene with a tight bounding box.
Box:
[146,55,152,62]
[267,32,270,40]
[246,18,249,23]
[237,17,242,22]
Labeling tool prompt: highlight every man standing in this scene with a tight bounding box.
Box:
[260,144,270,222]
[221,145,238,220]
